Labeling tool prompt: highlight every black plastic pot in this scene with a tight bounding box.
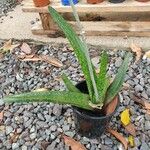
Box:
[73,81,120,138]
[109,0,125,3]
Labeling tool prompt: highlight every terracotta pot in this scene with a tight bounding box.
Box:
[135,0,150,2]
[87,0,104,4]
[33,0,50,7]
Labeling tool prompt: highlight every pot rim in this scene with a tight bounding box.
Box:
[73,94,120,119]
[73,80,121,119]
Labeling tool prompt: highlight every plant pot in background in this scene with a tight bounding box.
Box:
[33,0,50,7]
[135,0,150,2]
[73,81,120,138]
[109,0,125,3]
[61,0,79,6]
[87,0,104,4]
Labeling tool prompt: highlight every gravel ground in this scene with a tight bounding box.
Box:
[0,0,21,16]
[0,41,150,150]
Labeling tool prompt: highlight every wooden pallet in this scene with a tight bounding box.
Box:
[23,0,150,37]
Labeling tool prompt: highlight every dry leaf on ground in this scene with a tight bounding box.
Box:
[0,39,19,53]
[20,43,32,54]
[121,108,136,136]
[143,50,150,59]
[0,53,4,59]
[41,141,51,150]
[0,111,4,124]
[39,55,63,68]
[9,132,19,143]
[121,109,130,126]
[19,54,63,68]
[21,55,41,62]
[104,96,118,115]
[63,135,87,150]
[128,135,135,148]
[146,109,150,115]
[124,123,136,136]
[130,94,150,110]
[130,43,142,62]
[107,128,128,150]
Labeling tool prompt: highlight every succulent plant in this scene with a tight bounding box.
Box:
[4,6,131,111]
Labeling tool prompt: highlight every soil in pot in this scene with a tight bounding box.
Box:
[73,81,120,138]
[33,0,50,7]
[87,0,104,4]
[109,0,125,3]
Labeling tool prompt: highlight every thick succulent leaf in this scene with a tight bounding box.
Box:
[48,6,94,101]
[97,51,109,103]
[4,91,92,110]
[105,52,131,104]
[61,73,80,93]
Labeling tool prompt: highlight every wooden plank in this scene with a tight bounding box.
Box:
[23,0,150,13]
[39,13,58,30]
[31,21,150,37]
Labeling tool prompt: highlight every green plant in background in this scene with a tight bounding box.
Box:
[4,3,132,111]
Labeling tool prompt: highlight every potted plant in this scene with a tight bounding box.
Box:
[87,0,104,4]
[33,0,50,7]
[109,0,125,3]
[4,4,131,138]
[61,0,79,6]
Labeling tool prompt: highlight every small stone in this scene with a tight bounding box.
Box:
[22,145,28,150]
[62,125,70,131]
[83,137,90,142]
[0,99,4,105]
[12,143,19,150]
[17,128,23,134]
[45,115,51,122]
[145,114,150,120]
[134,137,141,147]
[115,57,122,67]
[57,128,63,133]
[37,113,45,121]
[53,104,62,117]
[30,126,36,133]
[145,121,150,130]
[46,141,56,150]
[16,73,24,81]
[104,138,113,145]
[140,142,150,150]
[50,134,55,140]
[24,119,32,127]
[86,144,91,149]
[135,84,143,92]
[91,56,99,68]
[64,131,75,138]
[50,125,57,132]
[141,92,148,99]
[36,121,49,128]
[30,133,36,140]
[6,126,13,135]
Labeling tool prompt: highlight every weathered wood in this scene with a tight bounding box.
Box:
[23,0,150,37]
[39,13,58,30]
[31,21,150,37]
[23,0,150,13]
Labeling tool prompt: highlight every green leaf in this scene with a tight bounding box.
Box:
[105,52,131,104]
[48,6,95,102]
[61,73,80,93]
[4,91,92,110]
[97,51,109,103]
